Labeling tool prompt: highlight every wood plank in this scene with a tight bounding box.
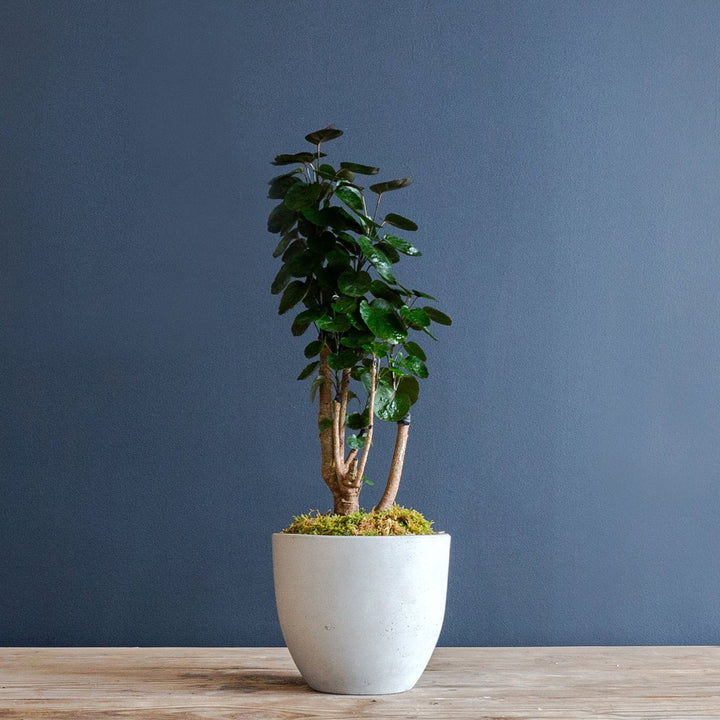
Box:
[0,646,718,719]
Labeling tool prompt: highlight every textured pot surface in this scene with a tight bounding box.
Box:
[272,533,451,695]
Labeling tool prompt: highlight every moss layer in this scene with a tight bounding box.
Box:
[283,505,436,536]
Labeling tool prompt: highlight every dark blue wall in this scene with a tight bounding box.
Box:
[3,0,720,646]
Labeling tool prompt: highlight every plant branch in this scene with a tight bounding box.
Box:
[354,358,377,488]
[375,417,410,511]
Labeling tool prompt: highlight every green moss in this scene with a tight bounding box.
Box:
[282,505,437,536]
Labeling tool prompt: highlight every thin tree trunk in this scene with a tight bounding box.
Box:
[317,344,362,515]
[375,418,410,511]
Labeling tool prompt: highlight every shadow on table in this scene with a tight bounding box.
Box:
[180,668,310,694]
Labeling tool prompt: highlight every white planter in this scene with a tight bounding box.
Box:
[272,532,451,694]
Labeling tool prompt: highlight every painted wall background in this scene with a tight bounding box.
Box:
[3,0,720,646]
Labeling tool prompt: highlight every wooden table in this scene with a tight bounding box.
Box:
[0,646,718,719]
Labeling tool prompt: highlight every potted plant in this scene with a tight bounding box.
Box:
[267,127,452,695]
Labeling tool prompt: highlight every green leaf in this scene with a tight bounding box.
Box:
[272,234,294,258]
[357,235,396,283]
[315,163,337,180]
[306,231,336,254]
[369,178,412,194]
[272,152,316,166]
[412,288,437,300]
[278,281,307,314]
[297,360,319,380]
[404,355,429,379]
[397,376,420,405]
[334,184,366,215]
[316,314,352,332]
[376,241,400,264]
[403,341,427,361]
[347,434,366,450]
[267,202,296,234]
[340,161,380,175]
[359,300,407,344]
[284,183,323,211]
[331,296,357,314]
[340,331,375,348]
[270,264,292,295]
[328,349,359,370]
[292,308,322,336]
[268,172,302,199]
[424,306,453,326]
[346,410,369,430]
[370,280,403,307]
[400,306,431,329]
[375,383,411,422]
[306,127,344,145]
[384,213,418,231]
[338,269,372,297]
[383,233,421,256]
[304,339,324,358]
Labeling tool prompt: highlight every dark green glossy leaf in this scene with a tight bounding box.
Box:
[328,349,359,370]
[340,331,375,348]
[304,339,324,359]
[292,308,322,336]
[331,296,357,314]
[424,306,453,326]
[284,183,323,211]
[370,280,403,307]
[306,231,336,254]
[357,235,396,283]
[315,164,337,180]
[369,178,412,194]
[316,314,352,332]
[404,355,428,378]
[268,172,302,199]
[403,341,427,361]
[270,264,292,295]
[375,383,411,422]
[272,152,316,166]
[412,288,437,300]
[305,127,344,145]
[359,300,406,344]
[397,376,420,405]
[376,241,400,264]
[326,247,351,267]
[346,410,370,430]
[338,269,372,297]
[383,233,421,256]
[281,239,307,262]
[278,281,307,314]
[400,306,431,329]
[287,252,320,278]
[272,234,294,258]
[297,360,319,380]
[335,184,366,215]
[340,161,380,175]
[384,212,418,231]
[267,202,296,234]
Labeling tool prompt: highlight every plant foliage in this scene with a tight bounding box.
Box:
[267,127,451,516]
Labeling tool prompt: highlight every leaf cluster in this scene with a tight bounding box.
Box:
[267,127,451,431]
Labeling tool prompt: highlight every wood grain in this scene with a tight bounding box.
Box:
[0,646,718,719]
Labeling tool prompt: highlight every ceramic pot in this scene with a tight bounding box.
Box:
[272,532,451,694]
